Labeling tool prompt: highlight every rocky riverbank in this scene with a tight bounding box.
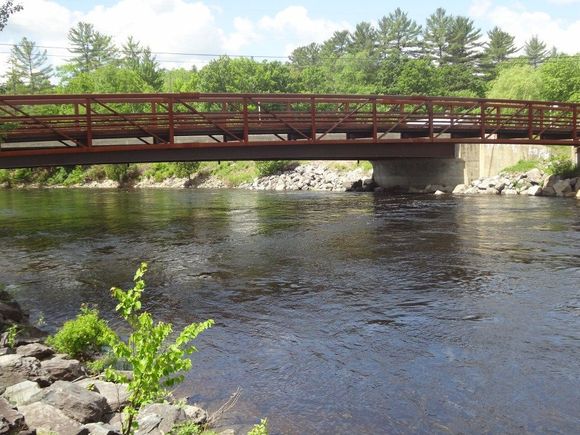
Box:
[452,168,580,198]
[0,291,219,435]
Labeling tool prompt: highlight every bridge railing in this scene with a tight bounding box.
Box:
[0,94,578,153]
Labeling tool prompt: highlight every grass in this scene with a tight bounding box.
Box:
[199,161,259,186]
[501,159,541,174]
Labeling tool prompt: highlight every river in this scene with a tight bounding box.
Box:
[0,189,579,434]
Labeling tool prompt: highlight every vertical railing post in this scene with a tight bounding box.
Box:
[311,96,316,142]
[168,96,174,145]
[372,97,378,142]
[480,101,486,140]
[243,97,249,144]
[85,98,92,147]
[427,100,434,141]
[528,103,534,140]
[573,104,578,143]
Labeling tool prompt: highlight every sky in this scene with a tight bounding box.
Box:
[1,0,579,74]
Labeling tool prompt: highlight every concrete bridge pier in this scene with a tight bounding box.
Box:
[371,158,465,189]
[371,142,465,189]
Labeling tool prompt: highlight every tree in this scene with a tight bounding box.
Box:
[487,64,544,100]
[539,55,580,102]
[482,27,518,78]
[67,22,118,74]
[423,8,453,64]
[377,8,422,58]
[348,22,378,54]
[8,37,53,92]
[121,37,163,91]
[320,30,352,57]
[445,16,482,67]
[525,35,548,68]
[0,0,22,31]
[289,43,321,69]
[2,57,24,93]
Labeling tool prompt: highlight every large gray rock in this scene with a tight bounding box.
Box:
[16,343,54,360]
[19,401,88,435]
[525,168,543,184]
[525,186,543,196]
[1,380,41,406]
[41,356,84,381]
[543,174,559,188]
[81,422,121,435]
[136,403,187,434]
[0,397,26,433]
[76,380,129,412]
[0,354,42,391]
[553,180,572,196]
[452,184,467,194]
[30,380,109,423]
[182,404,208,425]
[542,186,557,197]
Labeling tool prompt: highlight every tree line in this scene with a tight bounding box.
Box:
[1,7,579,102]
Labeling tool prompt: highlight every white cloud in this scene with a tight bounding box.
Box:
[0,0,262,75]
[259,6,350,55]
[469,0,492,18]
[471,1,580,54]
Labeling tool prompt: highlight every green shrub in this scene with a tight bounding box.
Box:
[255,160,289,177]
[104,164,140,184]
[63,166,88,186]
[0,169,10,184]
[46,306,114,359]
[544,157,579,178]
[248,419,268,435]
[104,263,214,434]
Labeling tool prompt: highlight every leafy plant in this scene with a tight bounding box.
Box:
[544,157,579,179]
[169,422,218,435]
[248,418,269,435]
[46,306,114,359]
[255,160,290,177]
[4,324,21,348]
[103,263,214,434]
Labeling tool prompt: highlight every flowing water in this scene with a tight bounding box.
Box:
[0,189,579,434]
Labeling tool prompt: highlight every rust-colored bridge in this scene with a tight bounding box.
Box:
[0,93,578,168]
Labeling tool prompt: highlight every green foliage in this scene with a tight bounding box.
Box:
[255,161,290,177]
[487,64,544,100]
[169,422,218,435]
[544,157,579,178]
[46,306,114,359]
[539,55,580,102]
[501,159,541,174]
[199,161,259,187]
[8,37,53,92]
[104,164,139,184]
[103,263,214,434]
[4,324,21,348]
[143,162,200,182]
[247,419,269,435]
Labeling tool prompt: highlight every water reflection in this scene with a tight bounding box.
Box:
[0,189,579,433]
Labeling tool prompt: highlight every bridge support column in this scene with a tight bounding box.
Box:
[371,158,465,189]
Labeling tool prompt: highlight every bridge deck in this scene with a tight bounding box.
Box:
[0,93,578,168]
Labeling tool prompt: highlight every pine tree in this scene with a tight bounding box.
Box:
[121,36,142,70]
[67,22,117,73]
[320,30,352,57]
[423,8,453,64]
[9,37,52,92]
[525,35,548,68]
[377,8,422,58]
[348,22,378,54]
[2,57,24,93]
[484,27,518,64]
[445,16,482,67]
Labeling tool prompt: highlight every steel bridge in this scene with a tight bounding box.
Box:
[0,93,578,168]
